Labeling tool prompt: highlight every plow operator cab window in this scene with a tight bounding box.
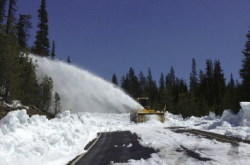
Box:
[138,99,149,110]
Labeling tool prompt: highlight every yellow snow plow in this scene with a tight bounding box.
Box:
[130,97,166,123]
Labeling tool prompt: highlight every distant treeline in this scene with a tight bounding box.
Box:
[0,0,61,114]
[112,26,250,118]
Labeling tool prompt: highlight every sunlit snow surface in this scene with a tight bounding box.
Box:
[1,103,250,164]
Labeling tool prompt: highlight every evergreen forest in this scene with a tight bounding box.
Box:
[0,0,61,115]
[113,28,250,118]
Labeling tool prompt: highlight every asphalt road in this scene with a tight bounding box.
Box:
[68,128,250,165]
[69,131,156,165]
[167,127,250,145]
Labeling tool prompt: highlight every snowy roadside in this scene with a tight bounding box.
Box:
[126,125,250,165]
[0,111,130,165]
[1,102,250,164]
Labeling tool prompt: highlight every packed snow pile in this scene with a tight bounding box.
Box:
[207,102,250,139]
[0,110,130,165]
[163,102,250,140]
[239,102,250,126]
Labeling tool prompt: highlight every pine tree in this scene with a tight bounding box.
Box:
[224,74,235,112]
[158,72,166,108]
[146,68,158,109]
[128,67,140,98]
[187,58,199,116]
[0,31,5,95]
[205,59,213,85]
[120,67,141,98]
[168,66,175,87]
[112,73,118,85]
[67,56,71,63]
[198,70,206,96]
[197,93,209,116]
[146,68,153,97]
[121,75,129,92]
[197,70,208,116]
[229,73,235,89]
[6,0,17,34]
[1,1,23,102]
[138,71,147,96]
[38,75,53,111]
[165,73,174,113]
[16,14,32,51]
[0,100,3,112]
[213,60,226,115]
[0,0,7,26]
[51,40,55,60]
[21,57,39,105]
[205,59,214,106]
[190,58,198,95]
[0,33,23,103]
[159,72,165,95]
[32,0,50,56]
[176,92,196,118]
[167,66,179,108]
[239,26,250,101]
[158,72,164,92]
[178,79,188,94]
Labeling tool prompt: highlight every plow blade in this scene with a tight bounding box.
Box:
[137,113,165,123]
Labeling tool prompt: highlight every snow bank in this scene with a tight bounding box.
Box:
[217,102,250,127]
[239,102,250,126]
[0,110,130,165]
[162,102,250,140]
[210,102,250,139]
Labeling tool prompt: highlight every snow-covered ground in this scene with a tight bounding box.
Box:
[1,103,250,165]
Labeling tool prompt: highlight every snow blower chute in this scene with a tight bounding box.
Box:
[130,97,166,123]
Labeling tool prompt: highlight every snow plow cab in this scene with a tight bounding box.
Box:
[130,97,166,123]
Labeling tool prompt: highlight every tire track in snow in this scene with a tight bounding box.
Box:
[227,143,239,165]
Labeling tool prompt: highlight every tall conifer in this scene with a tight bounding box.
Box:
[67,56,71,63]
[112,73,118,86]
[16,14,32,50]
[190,58,198,95]
[33,0,50,56]
[239,26,250,101]
[159,72,165,96]
[0,0,7,26]
[147,68,158,108]
[205,59,214,106]
[213,60,226,115]
[51,40,55,60]
[169,66,175,87]
[158,72,166,108]
[6,0,17,34]
[138,71,147,96]
[127,67,140,98]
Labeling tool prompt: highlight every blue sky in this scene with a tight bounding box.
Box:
[17,0,250,85]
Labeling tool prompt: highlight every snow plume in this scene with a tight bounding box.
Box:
[31,55,142,113]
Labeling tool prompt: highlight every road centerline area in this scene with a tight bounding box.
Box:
[68,131,157,165]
